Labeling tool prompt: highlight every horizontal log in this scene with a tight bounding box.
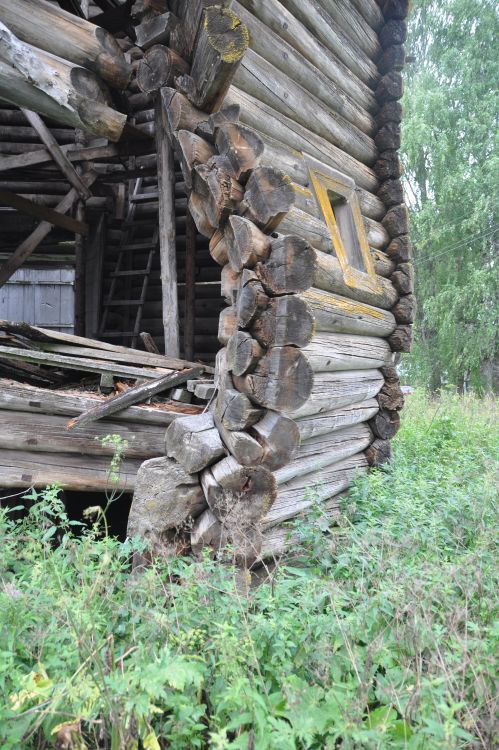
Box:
[315,0,380,59]
[350,0,384,31]
[301,288,396,337]
[213,411,264,467]
[366,438,392,467]
[234,48,377,165]
[311,246,398,310]
[296,398,379,440]
[236,0,377,113]
[281,0,379,86]
[136,44,189,93]
[234,2,375,136]
[0,0,131,88]
[0,448,142,491]
[0,408,166,459]
[0,379,203,426]
[0,45,126,142]
[255,235,316,295]
[302,332,394,372]
[226,87,379,193]
[241,165,295,232]
[226,330,264,376]
[262,452,368,529]
[274,423,372,484]
[370,408,400,439]
[226,215,271,271]
[380,20,408,48]
[288,369,385,419]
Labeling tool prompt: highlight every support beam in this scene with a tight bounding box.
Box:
[0,170,97,287]
[20,109,91,200]
[0,189,88,235]
[156,93,180,356]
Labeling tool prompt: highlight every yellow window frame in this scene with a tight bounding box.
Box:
[304,154,382,295]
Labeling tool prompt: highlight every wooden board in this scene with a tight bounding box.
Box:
[0,449,142,491]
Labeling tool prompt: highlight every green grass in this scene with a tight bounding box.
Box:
[0,392,497,749]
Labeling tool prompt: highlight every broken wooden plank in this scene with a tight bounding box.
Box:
[67,366,204,429]
[0,345,171,380]
[0,378,203,426]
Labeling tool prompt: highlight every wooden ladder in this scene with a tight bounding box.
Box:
[99,178,159,348]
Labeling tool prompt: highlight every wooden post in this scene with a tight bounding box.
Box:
[156,93,180,357]
[74,200,86,337]
[184,209,197,361]
[85,213,106,339]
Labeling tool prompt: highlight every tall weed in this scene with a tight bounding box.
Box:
[0,392,497,749]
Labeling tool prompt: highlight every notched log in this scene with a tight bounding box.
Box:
[241,166,295,232]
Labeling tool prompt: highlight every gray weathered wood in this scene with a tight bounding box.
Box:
[296,398,379,440]
[234,48,377,165]
[165,412,225,472]
[263,452,368,529]
[250,410,300,471]
[67,367,203,430]
[274,423,372,484]
[0,378,202,426]
[288,369,385,418]
[0,0,131,87]
[156,95,180,356]
[302,332,394,372]
[0,409,165,458]
[301,288,396,337]
[0,449,142,491]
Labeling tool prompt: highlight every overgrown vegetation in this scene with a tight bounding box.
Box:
[0,392,497,749]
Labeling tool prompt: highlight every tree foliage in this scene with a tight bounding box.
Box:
[402,0,498,392]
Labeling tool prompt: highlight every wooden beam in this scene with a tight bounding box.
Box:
[0,171,97,287]
[0,31,127,141]
[156,93,180,357]
[85,212,106,339]
[67,367,204,430]
[0,0,132,88]
[20,109,91,199]
[184,209,196,361]
[0,189,88,235]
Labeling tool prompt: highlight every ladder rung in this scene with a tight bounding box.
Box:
[121,242,157,251]
[103,300,143,307]
[110,269,149,278]
[130,192,159,202]
[100,331,135,337]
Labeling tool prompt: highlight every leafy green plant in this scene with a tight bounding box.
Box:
[0,392,497,749]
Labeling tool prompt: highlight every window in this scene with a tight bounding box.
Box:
[304,155,381,295]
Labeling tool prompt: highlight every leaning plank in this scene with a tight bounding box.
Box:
[296,398,379,440]
[20,109,91,200]
[67,367,203,430]
[0,379,203,426]
[0,0,131,88]
[0,321,213,372]
[0,189,88,235]
[0,171,97,287]
[288,369,385,419]
[0,346,172,381]
[0,449,141,492]
[262,452,369,529]
[0,410,165,459]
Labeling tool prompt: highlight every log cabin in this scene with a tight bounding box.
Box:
[0,0,413,565]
